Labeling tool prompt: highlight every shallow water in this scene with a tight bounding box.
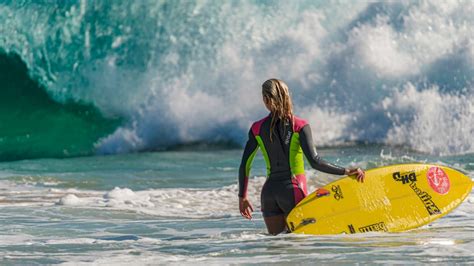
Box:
[0,145,472,265]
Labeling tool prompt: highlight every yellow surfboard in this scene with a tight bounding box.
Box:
[286,164,472,235]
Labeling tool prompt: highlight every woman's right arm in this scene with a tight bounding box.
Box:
[238,129,259,197]
[238,129,258,219]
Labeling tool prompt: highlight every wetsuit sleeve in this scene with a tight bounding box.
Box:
[299,124,346,175]
[238,129,259,198]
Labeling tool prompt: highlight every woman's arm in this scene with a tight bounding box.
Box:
[238,129,258,219]
[299,124,365,181]
[299,124,346,175]
[238,129,259,198]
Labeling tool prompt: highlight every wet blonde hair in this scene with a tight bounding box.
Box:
[262,79,294,141]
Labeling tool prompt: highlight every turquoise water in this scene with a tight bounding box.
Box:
[0,146,472,264]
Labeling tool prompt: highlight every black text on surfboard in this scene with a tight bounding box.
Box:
[359,222,388,233]
[393,171,417,184]
[409,182,441,216]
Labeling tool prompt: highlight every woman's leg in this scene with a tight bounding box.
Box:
[263,215,286,235]
[263,176,307,235]
[261,180,286,235]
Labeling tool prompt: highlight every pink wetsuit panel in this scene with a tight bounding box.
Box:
[251,116,269,136]
[292,116,308,133]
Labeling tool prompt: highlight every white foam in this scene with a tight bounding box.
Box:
[57,194,84,206]
[299,106,353,146]
[347,17,419,78]
[0,234,34,245]
[0,173,333,218]
[104,187,155,209]
[46,238,97,245]
[383,83,474,155]
[104,187,137,200]
[419,238,456,246]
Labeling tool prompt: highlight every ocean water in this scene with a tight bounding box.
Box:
[0,0,473,264]
[0,146,472,264]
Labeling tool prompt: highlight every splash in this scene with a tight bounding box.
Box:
[383,84,474,155]
[0,1,472,159]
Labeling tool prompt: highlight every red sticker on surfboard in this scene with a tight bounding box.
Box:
[426,167,450,195]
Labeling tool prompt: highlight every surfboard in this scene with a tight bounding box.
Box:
[286,164,472,235]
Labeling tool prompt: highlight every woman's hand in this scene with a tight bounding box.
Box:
[345,167,365,183]
[239,197,254,220]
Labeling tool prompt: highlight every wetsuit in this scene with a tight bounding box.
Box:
[238,115,346,217]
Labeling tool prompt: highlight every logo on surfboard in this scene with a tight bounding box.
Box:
[347,222,388,234]
[393,171,417,184]
[331,185,343,200]
[426,167,450,195]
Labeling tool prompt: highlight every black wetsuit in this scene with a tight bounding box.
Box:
[238,115,346,217]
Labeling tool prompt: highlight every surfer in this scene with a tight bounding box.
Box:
[238,79,365,235]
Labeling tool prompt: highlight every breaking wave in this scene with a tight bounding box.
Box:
[0,0,472,160]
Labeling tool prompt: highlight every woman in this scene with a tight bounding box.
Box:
[238,79,365,235]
